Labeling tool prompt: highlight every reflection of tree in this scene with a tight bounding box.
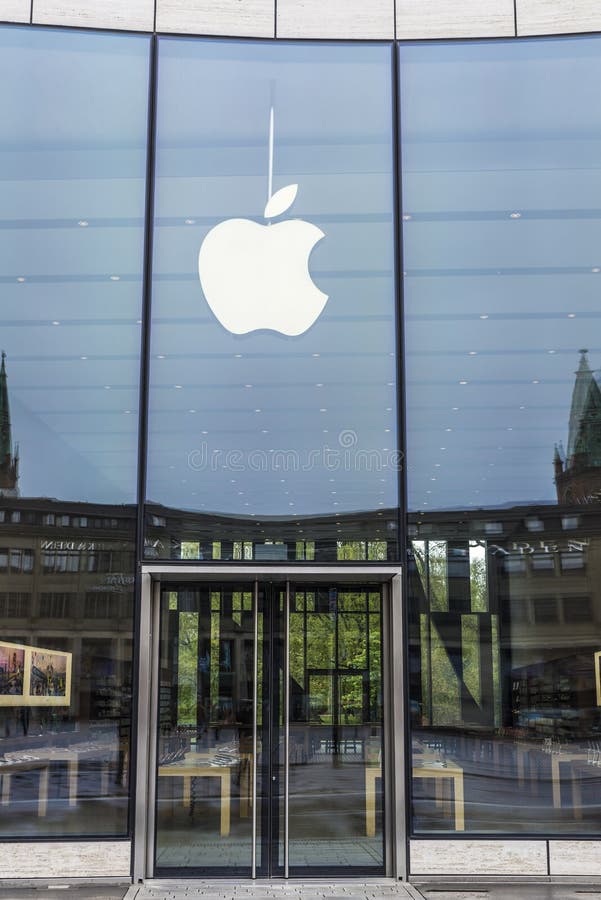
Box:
[413,539,498,728]
[291,593,382,724]
[176,611,198,725]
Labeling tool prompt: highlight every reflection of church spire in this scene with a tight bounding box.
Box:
[0,353,19,497]
[555,350,601,503]
[566,349,601,463]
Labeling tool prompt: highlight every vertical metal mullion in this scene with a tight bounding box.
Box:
[251,579,259,879]
[132,573,152,883]
[391,573,408,880]
[130,33,158,871]
[284,580,290,878]
[145,579,161,878]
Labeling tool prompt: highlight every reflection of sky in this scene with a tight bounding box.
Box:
[147,40,398,517]
[0,28,149,503]
[400,38,601,512]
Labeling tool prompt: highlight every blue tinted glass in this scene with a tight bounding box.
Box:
[0,25,149,838]
[401,37,601,513]
[146,39,398,561]
[401,37,601,837]
[0,26,149,504]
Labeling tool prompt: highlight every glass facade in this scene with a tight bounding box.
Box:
[145,39,400,562]
[0,26,149,836]
[401,38,601,833]
[1,20,601,865]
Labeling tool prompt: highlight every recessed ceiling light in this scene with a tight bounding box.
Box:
[201,430,208,435]
[548,349,556,354]
[509,212,521,219]
[51,320,60,326]
[568,313,576,318]
[593,267,600,273]
[77,220,89,227]
[80,356,87,360]
[469,351,477,356]
[16,277,25,283]
[174,384,183,389]
[234,353,243,358]
[452,406,459,411]
[157,354,166,359]
[402,214,412,221]
[184,218,195,225]
[312,353,320,358]
[532,379,540,384]
[479,314,489,319]
[319,408,327,412]
[109,275,120,281]
[188,409,196,413]
[244,384,253,388]
[104,385,111,390]
[316,383,324,387]
[459,380,468,385]
[124,409,131,414]
[254,408,261,413]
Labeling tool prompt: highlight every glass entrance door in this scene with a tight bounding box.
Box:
[152,581,386,877]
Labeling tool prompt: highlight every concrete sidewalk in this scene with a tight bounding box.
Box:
[1,882,601,900]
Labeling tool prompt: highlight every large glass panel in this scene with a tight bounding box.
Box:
[0,26,149,836]
[401,37,601,833]
[283,584,384,873]
[155,584,260,874]
[146,39,399,562]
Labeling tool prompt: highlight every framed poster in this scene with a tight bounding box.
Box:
[0,642,25,706]
[0,641,72,707]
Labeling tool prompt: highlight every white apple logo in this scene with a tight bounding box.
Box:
[198,184,328,336]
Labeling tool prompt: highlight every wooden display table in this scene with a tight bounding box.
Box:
[1,741,116,816]
[365,761,465,836]
[158,754,232,836]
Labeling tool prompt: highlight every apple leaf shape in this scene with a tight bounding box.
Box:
[264,184,298,219]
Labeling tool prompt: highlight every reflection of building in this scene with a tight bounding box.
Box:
[0,354,18,499]
[555,350,601,504]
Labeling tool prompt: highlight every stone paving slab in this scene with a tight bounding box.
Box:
[126,882,421,900]
[0,887,128,900]
[415,884,601,900]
